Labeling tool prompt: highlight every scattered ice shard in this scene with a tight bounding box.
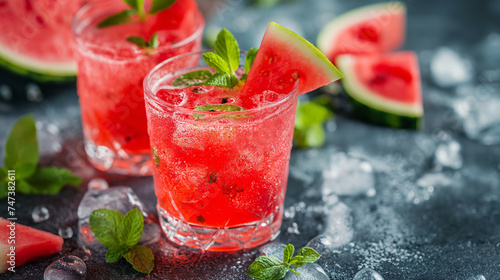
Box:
[430,47,472,87]
[353,268,385,280]
[32,206,50,223]
[26,83,43,102]
[453,96,500,145]
[322,153,375,197]
[77,178,160,249]
[417,173,452,188]
[44,255,87,280]
[434,139,463,169]
[36,121,63,157]
[58,227,74,239]
[283,263,329,280]
[322,202,354,249]
[287,222,300,235]
[466,275,486,280]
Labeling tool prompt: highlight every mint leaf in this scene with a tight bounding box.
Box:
[89,209,123,248]
[289,268,300,276]
[296,247,321,263]
[202,52,231,74]
[283,244,294,263]
[245,48,258,74]
[106,244,129,263]
[126,36,148,49]
[172,70,213,87]
[288,255,305,267]
[15,180,33,194]
[98,10,137,28]
[247,256,288,280]
[203,73,239,88]
[118,208,144,248]
[25,167,82,194]
[4,115,38,179]
[194,104,246,112]
[152,146,160,167]
[123,0,144,12]
[214,29,240,73]
[149,32,159,49]
[294,97,334,148]
[123,245,154,274]
[149,0,176,14]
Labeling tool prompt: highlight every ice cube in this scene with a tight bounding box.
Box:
[434,139,463,169]
[77,181,160,249]
[453,96,500,145]
[32,206,50,223]
[353,268,385,280]
[284,263,329,280]
[323,202,354,249]
[260,243,287,261]
[44,255,87,280]
[430,47,472,87]
[306,234,339,255]
[322,153,376,197]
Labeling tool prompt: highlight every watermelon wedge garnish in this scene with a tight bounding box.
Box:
[242,22,343,96]
[317,2,406,64]
[0,218,63,273]
[0,0,91,82]
[336,51,423,129]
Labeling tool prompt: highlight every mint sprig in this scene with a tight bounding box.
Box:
[89,208,154,274]
[0,115,81,199]
[172,29,258,89]
[126,33,159,50]
[97,0,177,28]
[247,244,321,280]
[294,95,334,148]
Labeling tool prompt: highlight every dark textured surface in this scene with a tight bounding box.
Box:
[1,0,500,279]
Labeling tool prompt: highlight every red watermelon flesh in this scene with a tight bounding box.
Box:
[0,0,94,71]
[0,218,63,274]
[317,2,406,64]
[242,22,342,97]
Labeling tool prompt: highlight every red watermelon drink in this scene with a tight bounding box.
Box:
[73,0,204,175]
[144,24,342,251]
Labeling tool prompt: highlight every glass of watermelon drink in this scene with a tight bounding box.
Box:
[144,51,300,251]
[72,0,204,175]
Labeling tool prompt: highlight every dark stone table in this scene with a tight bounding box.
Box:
[1,0,499,279]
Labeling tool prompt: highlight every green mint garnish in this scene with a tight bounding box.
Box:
[242,48,258,82]
[97,0,176,28]
[247,244,321,280]
[89,208,154,274]
[152,146,160,167]
[294,95,334,149]
[194,104,246,112]
[0,115,81,199]
[172,29,258,89]
[126,33,159,49]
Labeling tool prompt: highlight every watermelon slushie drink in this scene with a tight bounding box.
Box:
[73,0,204,175]
[144,51,299,251]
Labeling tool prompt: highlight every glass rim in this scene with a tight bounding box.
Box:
[143,50,300,117]
[72,0,205,57]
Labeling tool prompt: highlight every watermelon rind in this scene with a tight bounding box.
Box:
[317,1,406,60]
[336,54,423,129]
[0,46,76,83]
[267,22,344,85]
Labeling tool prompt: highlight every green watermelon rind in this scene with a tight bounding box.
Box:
[268,22,344,87]
[0,45,76,83]
[317,1,406,59]
[336,54,423,129]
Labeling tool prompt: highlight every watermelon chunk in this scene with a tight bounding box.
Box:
[0,0,94,82]
[317,2,406,64]
[0,218,63,273]
[242,22,342,96]
[336,51,423,129]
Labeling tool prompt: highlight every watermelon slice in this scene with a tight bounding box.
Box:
[0,218,63,273]
[336,51,423,129]
[317,2,406,64]
[242,22,343,96]
[0,0,92,82]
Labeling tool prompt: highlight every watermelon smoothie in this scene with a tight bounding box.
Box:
[73,0,204,175]
[144,51,299,251]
